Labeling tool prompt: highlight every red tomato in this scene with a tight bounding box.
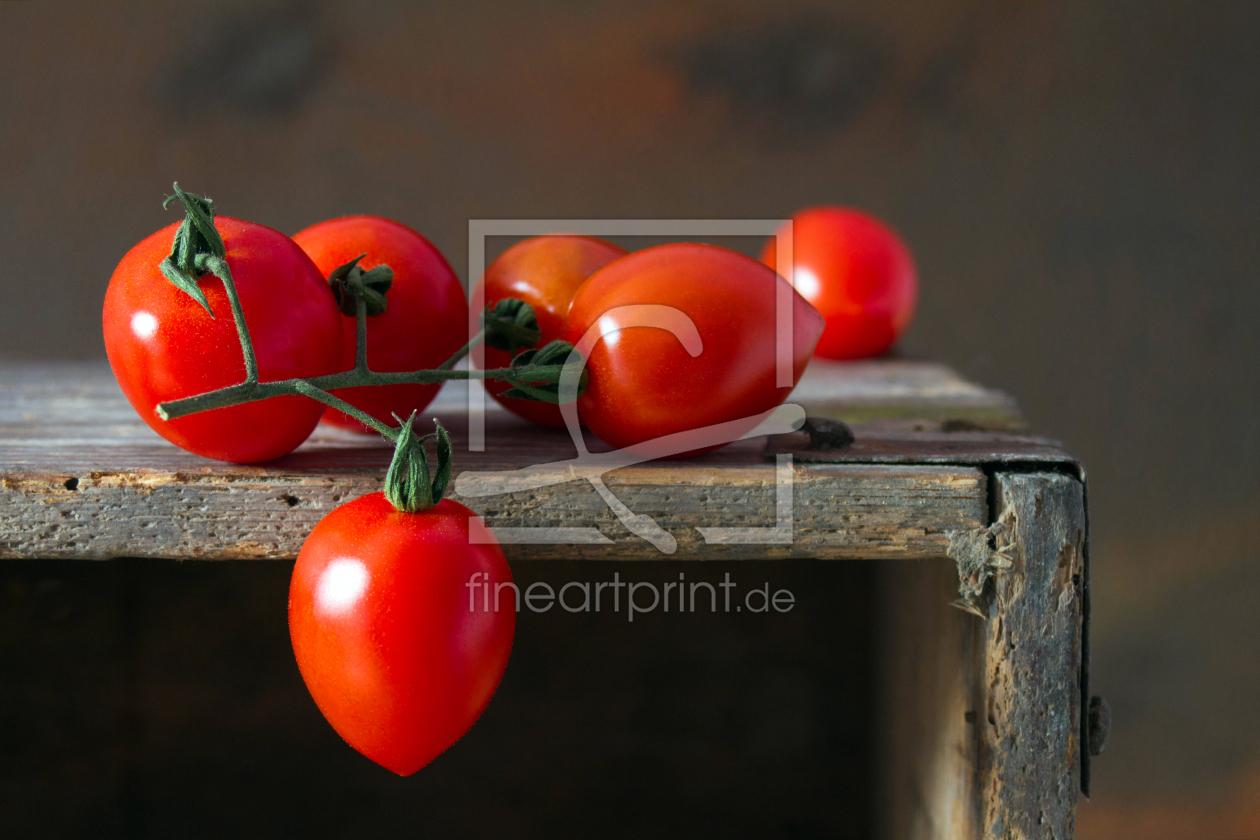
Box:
[103,217,343,463]
[289,494,515,776]
[473,235,627,428]
[761,207,918,359]
[292,216,468,432]
[564,243,824,453]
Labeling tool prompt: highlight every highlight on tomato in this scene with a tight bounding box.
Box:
[761,206,918,360]
[103,194,343,463]
[473,235,627,428]
[292,216,468,432]
[564,242,824,454]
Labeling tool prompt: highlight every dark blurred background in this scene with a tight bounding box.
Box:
[2,0,1259,836]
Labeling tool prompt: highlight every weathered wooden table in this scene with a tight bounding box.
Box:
[0,359,1096,839]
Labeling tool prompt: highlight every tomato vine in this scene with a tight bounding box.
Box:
[151,184,589,510]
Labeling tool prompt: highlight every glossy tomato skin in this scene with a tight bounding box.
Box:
[289,494,515,776]
[761,207,917,360]
[473,235,627,429]
[103,217,343,463]
[565,243,824,453]
[292,216,468,432]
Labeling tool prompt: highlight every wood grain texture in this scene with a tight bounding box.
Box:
[0,456,989,561]
[0,361,1018,561]
[977,472,1085,838]
[766,424,1072,468]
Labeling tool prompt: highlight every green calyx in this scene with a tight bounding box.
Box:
[482,299,541,355]
[384,415,453,513]
[328,254,394,317]
[500,340,589,403]
[158,183,229,318]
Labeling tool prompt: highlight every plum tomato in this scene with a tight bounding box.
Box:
[761,207,917,360]
[288,493,516,776]
[473,235,627,428]
[103,217,344,463]
[564,243,824,454]
[292,216,468,432]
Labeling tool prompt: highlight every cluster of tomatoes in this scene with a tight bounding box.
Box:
[103,213,469,463]
[481,209,917,445]
[102,194,916,776]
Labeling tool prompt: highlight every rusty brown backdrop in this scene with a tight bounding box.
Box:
[2,0,1259,837]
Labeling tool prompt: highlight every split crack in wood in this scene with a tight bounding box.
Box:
[946,505,1018,616]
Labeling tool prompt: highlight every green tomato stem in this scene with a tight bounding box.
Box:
[354,294,370,374]
[290,380,396,438]
[155,364,575,421]
[437,328,487,371]
[207,254,259,386]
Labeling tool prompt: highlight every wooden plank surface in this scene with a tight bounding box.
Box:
[978,472,1085,837]
[787,359,1022,427]
[0,360,1058,561]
